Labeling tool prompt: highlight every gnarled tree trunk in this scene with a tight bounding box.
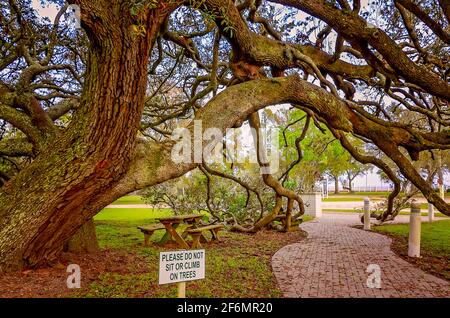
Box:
[334,176,339,194]
[0,3,168,272]
[64,219,99,254]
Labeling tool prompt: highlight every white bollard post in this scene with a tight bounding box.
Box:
[364,197,371,230]
[408,202,421,257]
[428,204,434,223]
[439,184,445,200]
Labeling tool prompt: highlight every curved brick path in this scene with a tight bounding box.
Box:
[272,214,450,298]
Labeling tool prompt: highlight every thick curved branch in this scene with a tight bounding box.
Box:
[279,114,310,183]
[0,138,33,157]
[95,75,449,216]
[201,0,376,82]
[330,129,401,220]
[201,162,265,222]
[395,0,450,44]
[46,99,80,121]
[248,112,305,224]
[439,0,450,23]
[269,0,450,101]
[0,103,44,147]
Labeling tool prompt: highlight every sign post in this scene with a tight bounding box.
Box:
[159,249,206,298]
[178,282,186,298]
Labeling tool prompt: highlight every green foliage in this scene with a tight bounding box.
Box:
[283,179,297,191]
[130,0,160,16]
[179,0,237,38]
[129,0,168,36]
[219,7,236,38]
[227,193,248,218]
[279,109,371,191]
[141,164,274,223]
[374,220,450,279]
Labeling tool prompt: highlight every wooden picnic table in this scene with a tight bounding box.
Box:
[156,214,204,249]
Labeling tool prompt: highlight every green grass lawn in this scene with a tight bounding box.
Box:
[111,195,146,205]
[94,208,172,222]
[68,207,309,298]
[374,220,450,252]
[373,220,450,280]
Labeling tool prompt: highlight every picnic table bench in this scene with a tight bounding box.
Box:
[138,224,166,247]
[187,224,224,248]
[138,214,204,249]
[138,214,225,249]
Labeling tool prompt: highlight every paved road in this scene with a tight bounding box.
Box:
[272,213,450,298]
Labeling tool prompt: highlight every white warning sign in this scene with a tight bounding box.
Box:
[158,250,205,285]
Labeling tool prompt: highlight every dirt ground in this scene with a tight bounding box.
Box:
[0,249,150,298]
[0,229,307,298]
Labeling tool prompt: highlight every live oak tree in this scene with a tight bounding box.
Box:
[341,160,372,193]
[280,113,370,194]
[0,0,449,272]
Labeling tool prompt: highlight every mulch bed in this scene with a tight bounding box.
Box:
[354,225,450,282]
[0,249,150,298]
[377,231,449,282]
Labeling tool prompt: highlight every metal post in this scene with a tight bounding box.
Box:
[408,202,421,257]
[364,197,371,230]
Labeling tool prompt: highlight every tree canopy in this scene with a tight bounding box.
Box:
[0,0,448,271]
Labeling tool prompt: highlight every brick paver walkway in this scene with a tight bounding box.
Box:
[272,213,450,298]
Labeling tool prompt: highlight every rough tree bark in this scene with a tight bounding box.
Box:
[64,219,99,254]
[334,176,339,194]
[344,172,355,193]
[0,2,169,271]
[2,66,449,272]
